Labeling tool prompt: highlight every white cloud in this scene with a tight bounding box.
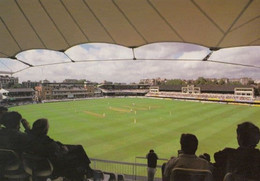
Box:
[1,43,259,83]
[0,58,28,73]
[16,50,70,65]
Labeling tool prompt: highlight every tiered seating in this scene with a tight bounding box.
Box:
[117,174,125,181]
[0,149,28,180]
[146,91,259,103]
[0,149,57,181]
[0,150,126,181]
[22,152,53,181]
[104,171,117,181]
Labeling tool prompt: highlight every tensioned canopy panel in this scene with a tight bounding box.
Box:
[0,0,259,58]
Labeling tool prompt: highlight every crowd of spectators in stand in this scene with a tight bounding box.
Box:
[0,105,259,181]
[147,91,260,102]
[101,89,149,93]
[0,101,36,108]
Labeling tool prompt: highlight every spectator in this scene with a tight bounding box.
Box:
[0,111,32,154]
[28,118,93,181]
[0,106,8,127]
[146,149,158,181]
[163,134,211,181]
[199,153,215,171]
[199,153,211,163]
[214,122,260,181]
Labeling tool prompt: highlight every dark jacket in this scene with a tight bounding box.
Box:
[214,147,260,181]
[0,128,32,154]
[146,152,158,168]
[28,133,91,179]
[28,133,68,162]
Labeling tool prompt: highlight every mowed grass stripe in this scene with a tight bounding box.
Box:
[198,107,260,155]
[88,103,238,160]
[84,100,211,152]
[10,98,260,162]
[154,104,237,153]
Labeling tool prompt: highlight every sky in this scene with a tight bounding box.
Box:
[0,42,259,83]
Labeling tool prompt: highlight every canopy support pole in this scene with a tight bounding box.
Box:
[202,47,220,61]
[131,47,137,60]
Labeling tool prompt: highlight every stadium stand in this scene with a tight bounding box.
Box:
[41,82,100,100]
[2,82,258,106]
[146,84,260,105]
[1,88,35,106]
[99,84,150,97]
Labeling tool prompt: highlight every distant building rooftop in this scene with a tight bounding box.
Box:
[7,88,34,92]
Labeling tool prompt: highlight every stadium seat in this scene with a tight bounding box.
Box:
[0,148,29,180]
[104,171,117,181]
[117,174,125,181]
[22,152,53,181]
[170,168,213,181]
[223,172,257,181]
[93,170,105,181]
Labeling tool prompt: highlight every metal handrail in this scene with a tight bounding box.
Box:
[135,156,168,161]
[90,157,168,181]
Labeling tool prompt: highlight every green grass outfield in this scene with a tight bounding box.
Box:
[10,97,260,163]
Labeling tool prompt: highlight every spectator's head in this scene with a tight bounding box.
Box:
[32,118,49,136]
[149,149,154,153]
[237,122,260,148]
[1,111,22,130]
[0,106,8,114]
[0,106,8,122]
[180,133,198,155]
[199,153,211,162]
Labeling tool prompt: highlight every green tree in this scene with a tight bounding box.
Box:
[212,79,218,85]
[247,80,254,85]
[195,77,207,85]
[9,83,22,88]
[165,79,185,85]
[229,81,242,85]
[218,79,225,85]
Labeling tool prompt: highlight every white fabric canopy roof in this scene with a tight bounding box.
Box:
[0,0,259,60]
[0,89,9,94]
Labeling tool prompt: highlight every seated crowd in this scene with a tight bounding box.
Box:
[147,91,257,102]
[162,122,260,181]
[0,106,93,181]
[0,105,259,181]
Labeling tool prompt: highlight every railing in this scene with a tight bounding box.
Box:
[90,157,168,181]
